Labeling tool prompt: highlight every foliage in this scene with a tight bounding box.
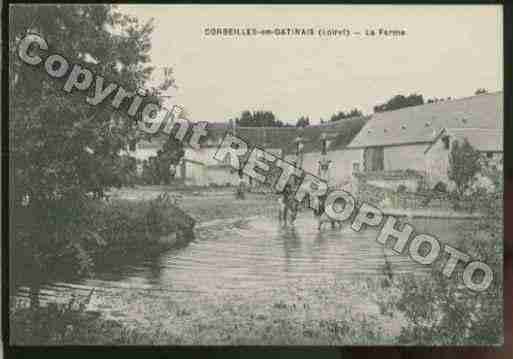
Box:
[433,181,448,193]
[329,108,363,122]
[396,184,407,194]
[233,110,287,127]
[11,279,391,345]
[295,116,310,127]
[140,137,185,185]
[382,172,503,345]
[11,301,162,345]
[427,97,452,104]
[10,5,155,205]
[373,93,424,113]
[330,116,368,148]
[448,139,482,198]
[12,195,195,289]
[8,4,174,299]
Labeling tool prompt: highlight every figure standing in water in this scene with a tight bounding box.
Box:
[278,181,297,225]
[315,133,341,230]
[278,134,303,226]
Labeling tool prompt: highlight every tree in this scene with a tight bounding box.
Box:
[295,116,310,128]
[373,93,424,113]
[234,110,284,127]
[475,88,488,95]
[329,108,363,122]
[329,116,368,148]
[151,137,185,184]
[9,4,157,305]
[448,139,482,198]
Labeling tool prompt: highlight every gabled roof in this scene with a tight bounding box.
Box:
[347,92,503,149]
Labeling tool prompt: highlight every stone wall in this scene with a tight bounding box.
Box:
[355,176,452,211]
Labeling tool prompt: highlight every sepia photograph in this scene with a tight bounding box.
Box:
[5,3,504,346]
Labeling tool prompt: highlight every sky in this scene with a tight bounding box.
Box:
[119,4,503,125]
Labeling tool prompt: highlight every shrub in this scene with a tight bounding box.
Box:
[396,184,407,193]
[433,181,448,193]
[12,194,195,307]
[381,175,503,345]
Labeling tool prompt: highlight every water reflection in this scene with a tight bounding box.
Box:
[280,226,301,272]
[17,214,473,307]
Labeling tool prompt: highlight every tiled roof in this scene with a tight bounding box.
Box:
[137,116,369,155]
[347,92,503,149]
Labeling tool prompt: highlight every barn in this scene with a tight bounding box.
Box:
[341,91,503,190]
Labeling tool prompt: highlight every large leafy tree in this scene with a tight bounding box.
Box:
[9,5,158,302]
[10,4,155,204]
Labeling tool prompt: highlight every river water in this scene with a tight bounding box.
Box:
[15,212,469,317]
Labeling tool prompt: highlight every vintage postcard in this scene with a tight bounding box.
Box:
[7,3,503,346]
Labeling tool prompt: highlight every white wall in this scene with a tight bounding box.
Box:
[184,147,220,166]
[294,148,364,187]
[383,144,429,173]
[329,149,364,184]
[424,139,451,186]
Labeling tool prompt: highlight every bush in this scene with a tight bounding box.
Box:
[433,181,448,193]
[10,299,156,345]
[90,194,195,258]
[12,194,196,304]
[396,184,407,193]
[380,176,503,345]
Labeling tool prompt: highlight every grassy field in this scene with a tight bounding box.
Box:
[110,185,282,223]
[11,276,400,345]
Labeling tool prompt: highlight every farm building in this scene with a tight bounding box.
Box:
[128,116,369,187]
[128,91,502,190]
[342,91,503,190]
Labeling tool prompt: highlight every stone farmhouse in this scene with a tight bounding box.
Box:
[343,91,503,191]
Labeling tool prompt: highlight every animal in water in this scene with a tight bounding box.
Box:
[278,196,287,223]
[313,195,342,231]
[278,196,298,225]
[278,183,298,226]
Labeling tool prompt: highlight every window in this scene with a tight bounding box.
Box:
[352,162,360,173]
